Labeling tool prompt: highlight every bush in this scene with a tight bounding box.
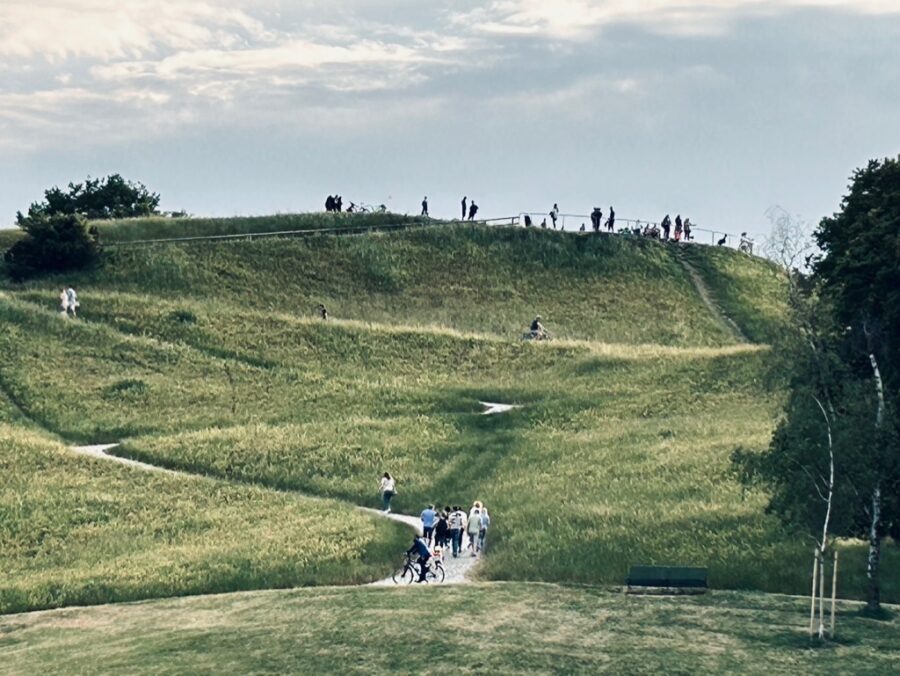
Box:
[4,213,99,280]
[17,174,160,224]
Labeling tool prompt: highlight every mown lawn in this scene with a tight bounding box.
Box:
[2,583,897,675]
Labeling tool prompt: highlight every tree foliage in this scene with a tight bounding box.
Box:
[3,213,99,280]
[16,174,160,225]
[734,156,900,609]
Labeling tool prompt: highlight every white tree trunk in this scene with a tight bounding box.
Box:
[866,351,885,611]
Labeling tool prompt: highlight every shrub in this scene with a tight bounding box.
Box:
[4,213,99,280]
[17,174,160,224]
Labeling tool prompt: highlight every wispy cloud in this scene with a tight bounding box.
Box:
[452,0,900,39]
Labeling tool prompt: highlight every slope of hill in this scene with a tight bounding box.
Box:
[3,218,895,621]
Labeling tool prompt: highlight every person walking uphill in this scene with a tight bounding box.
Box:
[421,196,429,217]
[420,504,437,545]
[448,505,466,557]
[467,507,482,556]
[380,472,396,513]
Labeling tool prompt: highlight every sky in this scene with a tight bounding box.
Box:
[1,1,899,239]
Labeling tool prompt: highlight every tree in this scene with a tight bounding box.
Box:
[3,212,99,280]
[813,156,900,612]
[734,163,900,617]
[17,174,160,224]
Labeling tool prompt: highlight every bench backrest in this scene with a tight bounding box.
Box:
[626,565,708,588]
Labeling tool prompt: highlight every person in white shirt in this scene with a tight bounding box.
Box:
[66,287,79,318]
[379,472,396,513]
[58,289,69,317]
[448,506,467,558]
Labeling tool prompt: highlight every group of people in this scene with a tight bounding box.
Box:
[420,502,490,558]
[406,503,489,580]
[58,286,79,318]
[324,195,344,213]
[461,196,480,221]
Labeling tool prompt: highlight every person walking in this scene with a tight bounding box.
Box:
[606,206,616,233]
[421,196,429,217]
[683,218,692,241]
[468,202,479,221]
[479,507,491,552]
[66,286,79,318]
[435,510,450,549]
[674,215,684,242]
[550,204,559,229]
[420,504,437,545]
[467,507,482,556]
[58,288,69,317]
[448,505,466,557]
[379,472,396,513]
[461,196,467,220]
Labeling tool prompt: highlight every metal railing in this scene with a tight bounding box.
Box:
[513,212,751,253]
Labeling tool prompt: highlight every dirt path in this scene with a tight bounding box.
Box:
[70,444,481,586]
[674,250,749,343]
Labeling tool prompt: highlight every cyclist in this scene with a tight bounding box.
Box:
[530,316,547,340]
[407,535,432,583]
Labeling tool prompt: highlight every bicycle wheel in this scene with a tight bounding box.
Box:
[426,563,445,584]
[392,563,414,584]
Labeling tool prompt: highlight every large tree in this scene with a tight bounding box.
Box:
[734,158,900,614]
[814,156,900,611]
[17,174,160,224]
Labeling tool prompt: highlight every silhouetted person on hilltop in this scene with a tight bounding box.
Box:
[422,196,429,217]
[468,202,479,220]
[580,223,586,232]
[674,215,683,242]
[325,195,335,212]
[591,207,603,233]
[540,218,547,229]
[683,218,692,241]
[336,196,343,213]
[524,214,533,227]
[661,214,672,240]
[462,196,467,220]
[606,206,615,233]
[550,204,559,229]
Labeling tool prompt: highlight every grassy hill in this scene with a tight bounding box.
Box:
[2,216,896,624]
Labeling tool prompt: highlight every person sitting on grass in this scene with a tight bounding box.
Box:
[407,535,432,583]
[317,304,329,320]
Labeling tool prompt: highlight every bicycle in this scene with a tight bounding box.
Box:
[392,552,445,584]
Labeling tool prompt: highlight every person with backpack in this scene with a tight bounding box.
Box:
[420,504,437,545]
[661,215,672,240]
[379,472,396,513]
[448,506,466,557]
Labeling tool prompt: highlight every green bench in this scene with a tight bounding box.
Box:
[626,565,708,594]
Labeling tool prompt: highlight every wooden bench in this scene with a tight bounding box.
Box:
[625,565,708,595]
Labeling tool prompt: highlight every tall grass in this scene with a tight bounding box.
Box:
[92,212,432,243]
[0,423,409,615]
[3,290,891,601]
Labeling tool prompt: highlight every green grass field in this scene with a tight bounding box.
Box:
[2,584,897,675]
[2,218,897,671]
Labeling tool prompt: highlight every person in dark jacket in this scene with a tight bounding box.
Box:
[461,196,467,220]
[468,202,479,221]
[407,535,432,582]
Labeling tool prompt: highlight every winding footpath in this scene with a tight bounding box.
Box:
[70,444,481,586]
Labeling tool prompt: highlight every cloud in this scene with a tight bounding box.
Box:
[0,0,271,61]
[453,0,900,39]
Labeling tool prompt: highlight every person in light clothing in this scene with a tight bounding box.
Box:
[380,472,396,513]
[467,508,482,556]
[58,289,69,316]
[479,507,491,552]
